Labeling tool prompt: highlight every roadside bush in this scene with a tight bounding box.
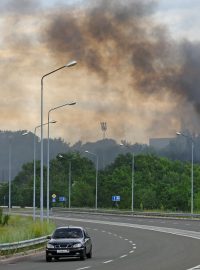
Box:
[0,208,10,226]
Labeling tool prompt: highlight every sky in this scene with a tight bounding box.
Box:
[0,0,200,145]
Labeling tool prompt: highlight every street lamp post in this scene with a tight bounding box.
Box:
[176,132,194,215]
[40,60,77,221]
[120,143,134,212]
[58,154,74,209]
[33,121,56,221]
[47,102,76,221]
[85,151,99,210]
[8,136,12,213]
[68,160,71,209]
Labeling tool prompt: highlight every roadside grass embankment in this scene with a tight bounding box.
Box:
[0,215,56,256]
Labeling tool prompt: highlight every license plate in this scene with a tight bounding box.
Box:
[57,250,69,253]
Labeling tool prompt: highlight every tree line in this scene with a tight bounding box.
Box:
[0,152,200,212]
[1,129,200,182]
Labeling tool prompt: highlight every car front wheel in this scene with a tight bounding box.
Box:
[80,249,86,260]
[86,248,92,259]
[46,255,52,262]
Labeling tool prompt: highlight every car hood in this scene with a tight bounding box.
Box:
[48,238,83,244]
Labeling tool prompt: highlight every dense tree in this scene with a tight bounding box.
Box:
[1,152,200,213]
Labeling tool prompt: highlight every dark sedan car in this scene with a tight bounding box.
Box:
[46,226,92,262]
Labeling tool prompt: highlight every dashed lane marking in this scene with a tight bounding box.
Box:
[103,260,113,264]
[76,267,91,270]
[120,255,128,258]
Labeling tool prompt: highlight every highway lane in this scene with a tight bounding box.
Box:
[52,211,200,232]
[1,212,200,270]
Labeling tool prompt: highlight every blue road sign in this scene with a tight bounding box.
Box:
[112,195,120,202]
[59,196,66,202]
[52,198,56,203]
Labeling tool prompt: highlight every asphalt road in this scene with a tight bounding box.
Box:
[1,211,200,270]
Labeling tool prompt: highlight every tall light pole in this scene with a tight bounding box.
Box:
[120,142,134,212]
[85,150,99,210]
[47,102,76,221]
[68,160,71,209]
[40,60,77,221]
[33,121,56,221]
[8,136,12,213]
[176,131,194,215]
[58,154,74,209]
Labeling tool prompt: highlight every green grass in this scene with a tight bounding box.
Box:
[0,215,56,244]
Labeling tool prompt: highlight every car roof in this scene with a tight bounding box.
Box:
[54,226,84,230]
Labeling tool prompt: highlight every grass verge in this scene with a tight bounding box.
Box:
[0,215,56,256]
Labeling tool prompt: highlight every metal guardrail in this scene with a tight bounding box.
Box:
[52,207,200,219]
[0,236,47,251]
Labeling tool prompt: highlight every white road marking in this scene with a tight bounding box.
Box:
[90,228,136,262]
[120,254,128,258]
[187,265,200,270]
[76,267,91,270]
[103,260,113,264]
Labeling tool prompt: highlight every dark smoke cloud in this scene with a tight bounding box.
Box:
[43,0,159,80]
[43,0,200,112]
[1,0,200,143]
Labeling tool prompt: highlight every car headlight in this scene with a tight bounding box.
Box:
[73,243,82,248]
[47,243,54,248]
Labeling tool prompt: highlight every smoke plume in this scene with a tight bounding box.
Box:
[0,0,200,143]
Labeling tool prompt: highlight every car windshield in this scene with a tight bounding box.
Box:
[53,228,83,239]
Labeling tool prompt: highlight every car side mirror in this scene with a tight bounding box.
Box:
[47,235,51,240]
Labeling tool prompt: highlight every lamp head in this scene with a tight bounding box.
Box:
[66,60,77,68]
[176,132,181,136]
[22,132,29,136]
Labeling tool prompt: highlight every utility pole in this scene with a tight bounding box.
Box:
[100,122,107,168]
